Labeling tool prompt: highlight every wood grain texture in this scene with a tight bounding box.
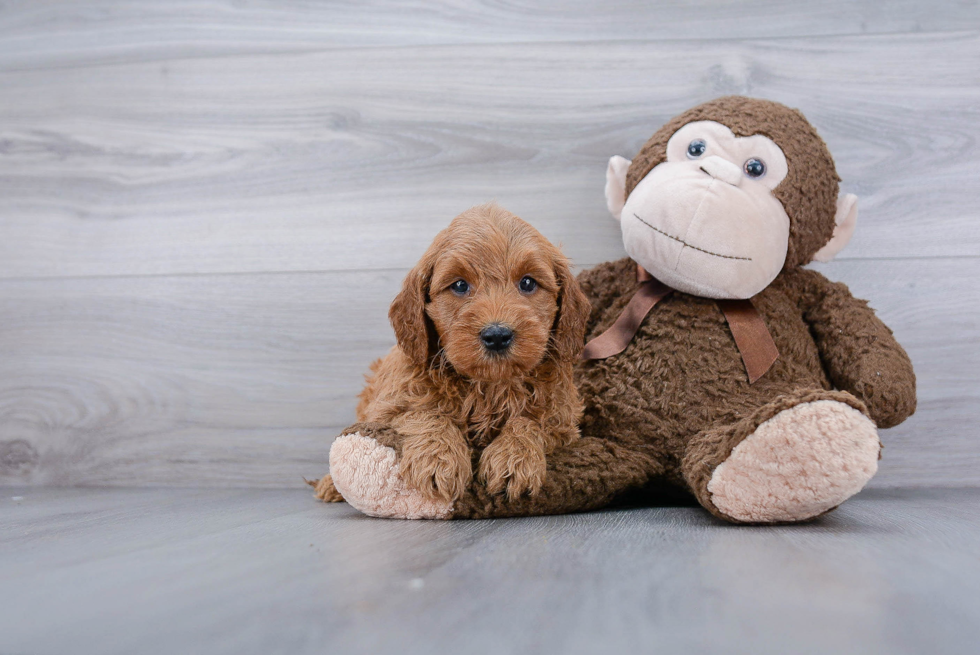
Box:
[1,487,979,655]
[0,258,976,488]
[1,0,978,70]
[0,3,976,489]
[0,32,977,279]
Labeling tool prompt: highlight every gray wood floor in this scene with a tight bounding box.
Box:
[1,487,979,655]
[0,1,977,489]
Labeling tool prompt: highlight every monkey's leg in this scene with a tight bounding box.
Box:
[680,389,881,524]
[453,437,663,519]
[327,422,661,519]
[326,422,454,519]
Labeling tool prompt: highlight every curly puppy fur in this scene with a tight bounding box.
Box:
[322,203,591,504]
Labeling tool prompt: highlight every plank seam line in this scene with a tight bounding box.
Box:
[0,28,977,74]
[0,254,978,284]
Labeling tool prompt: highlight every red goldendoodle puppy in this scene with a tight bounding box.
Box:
[313,203,590,504]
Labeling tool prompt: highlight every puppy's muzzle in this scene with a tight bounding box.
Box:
[480,323,514,355]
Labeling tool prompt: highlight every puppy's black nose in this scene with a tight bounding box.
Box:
[480,324,514,353]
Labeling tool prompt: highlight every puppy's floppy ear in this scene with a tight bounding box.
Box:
[389,250,438,366]
[549,250,591,362]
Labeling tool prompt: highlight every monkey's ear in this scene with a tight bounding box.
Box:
[389,253,437,366]
[812,193,858,263]
[605,156,631,222]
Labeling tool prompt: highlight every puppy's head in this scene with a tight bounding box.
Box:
[389,203,590,381]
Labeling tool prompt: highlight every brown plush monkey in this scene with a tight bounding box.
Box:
[324,97,917,524]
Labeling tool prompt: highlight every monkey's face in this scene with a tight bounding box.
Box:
[620,121,791,299]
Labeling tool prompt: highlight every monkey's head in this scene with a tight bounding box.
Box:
[605,96,858,299]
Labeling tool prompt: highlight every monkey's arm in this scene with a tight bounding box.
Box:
[788,268,916,428]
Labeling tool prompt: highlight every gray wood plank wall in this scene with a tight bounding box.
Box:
[1,1,977,488]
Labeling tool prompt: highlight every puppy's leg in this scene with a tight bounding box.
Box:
[395,412,472,504]
[478,417,548,500]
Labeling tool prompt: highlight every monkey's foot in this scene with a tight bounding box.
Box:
[329,431,453,520]
[706,400,880,523]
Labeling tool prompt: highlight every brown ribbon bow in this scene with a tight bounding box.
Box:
[581,265,779,384]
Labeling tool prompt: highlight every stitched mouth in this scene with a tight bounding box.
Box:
[633,213,752,262]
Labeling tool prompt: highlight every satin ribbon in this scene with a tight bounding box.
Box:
[581,265,779,384]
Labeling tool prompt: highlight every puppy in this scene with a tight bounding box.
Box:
[315,203,591,504]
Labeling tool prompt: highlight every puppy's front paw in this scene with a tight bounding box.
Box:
[400,433,472,503]
[478,434,546,500]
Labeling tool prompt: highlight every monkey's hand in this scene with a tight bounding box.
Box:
[478,419,547,501]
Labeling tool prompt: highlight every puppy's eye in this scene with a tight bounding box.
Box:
[686,139,707,159]
[744,158,766,178]
[518,276,538,294]
[449,279,469,296]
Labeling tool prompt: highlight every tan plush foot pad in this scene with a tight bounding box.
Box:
[707,400,880,523]
[328,433,452,520]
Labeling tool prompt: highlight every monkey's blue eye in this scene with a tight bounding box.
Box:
[519,276,537,293]
[450,279,469,295]
[744,158,766,178]
[687,139,707,158]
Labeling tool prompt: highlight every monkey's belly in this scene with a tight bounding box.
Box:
[576,292,830,452]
